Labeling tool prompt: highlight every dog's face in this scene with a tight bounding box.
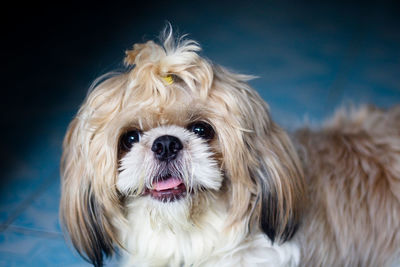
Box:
[116,104,224,226]
[117,123,221,203]
[60,33,305,266]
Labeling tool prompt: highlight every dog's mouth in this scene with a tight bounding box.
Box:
[145,174,188,202]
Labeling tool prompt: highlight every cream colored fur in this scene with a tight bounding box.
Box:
[120,197,299,267]
[60,27,400,267]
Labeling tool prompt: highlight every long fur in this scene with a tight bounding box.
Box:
[60,27,400,267]
[295,105,400,266]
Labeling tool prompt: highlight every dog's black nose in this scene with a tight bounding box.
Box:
[151,135,183,161]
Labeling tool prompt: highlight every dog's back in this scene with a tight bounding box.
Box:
[295,105,400,267]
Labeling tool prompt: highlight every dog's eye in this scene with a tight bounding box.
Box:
[120,130,141,150]
[189,122,215,140]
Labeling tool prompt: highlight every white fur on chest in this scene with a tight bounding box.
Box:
[119,197,299,267]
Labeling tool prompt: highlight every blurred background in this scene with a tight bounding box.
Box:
[1,0,399,265]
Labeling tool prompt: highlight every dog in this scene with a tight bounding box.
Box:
[60,28,400,267]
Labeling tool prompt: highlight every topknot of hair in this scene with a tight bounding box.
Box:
[122,25,213,99]
[124,26,202,73]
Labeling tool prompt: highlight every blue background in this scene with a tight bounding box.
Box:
[1,1,399,266]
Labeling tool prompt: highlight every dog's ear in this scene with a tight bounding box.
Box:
[211,65,304,243]
[60,77,125,266]
[60,180,114,267]
[60,119,115,267]
[242,106,305,243]
[247,123,305,243]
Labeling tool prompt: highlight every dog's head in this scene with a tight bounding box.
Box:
[60,29,304,266]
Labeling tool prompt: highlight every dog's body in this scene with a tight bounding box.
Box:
[295,106,400,266]
[60,29,400,267]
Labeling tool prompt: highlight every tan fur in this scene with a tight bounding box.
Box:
[60,28,400,266]
[295,106,400,266]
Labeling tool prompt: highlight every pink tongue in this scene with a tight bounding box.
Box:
[153,177,182,191]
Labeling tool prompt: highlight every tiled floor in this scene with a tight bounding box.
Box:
[1,1,400,266]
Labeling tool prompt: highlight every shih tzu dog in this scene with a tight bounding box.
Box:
[60,28,400,267]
